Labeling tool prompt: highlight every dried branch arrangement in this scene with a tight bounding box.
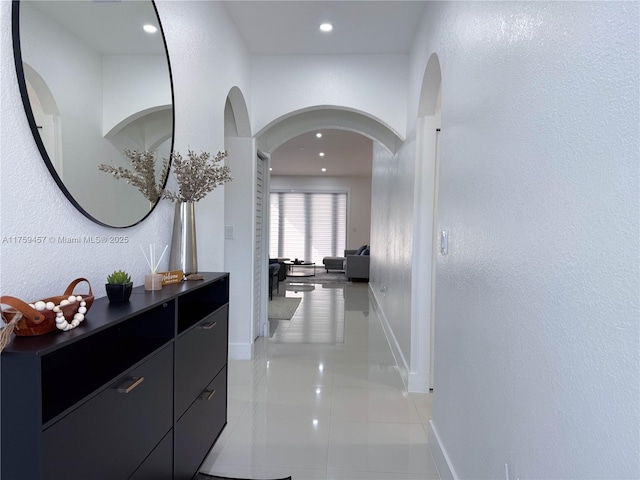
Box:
[98,150,169,203]
[162,150,232,203]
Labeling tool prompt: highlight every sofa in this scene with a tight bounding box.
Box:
[322,256,345,272]
[344,246,370,281]
[322,245,370,280]
[268,260,281,299]
[273,257,289,281]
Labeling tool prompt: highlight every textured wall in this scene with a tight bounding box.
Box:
[409,2,639,478]
[370,139,416,374]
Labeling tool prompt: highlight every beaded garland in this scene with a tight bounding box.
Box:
[29,295,87,332]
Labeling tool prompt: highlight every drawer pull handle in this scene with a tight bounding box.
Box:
[116,376,144,394]
[200,389,216,401]
[200,321,217,330]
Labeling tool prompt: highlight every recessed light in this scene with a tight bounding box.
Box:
[316,133,322,138]
[319,23,333,33]
[319,152,325,157]
[321,168,327,172]
[143,24,158,33]
[269,167,272,171]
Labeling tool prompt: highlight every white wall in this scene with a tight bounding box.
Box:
[0,0,251,300]
[400,2,639,479]
[224,135,257,358]
[369,140,415,385]
[270,175,372,250]
[251,54,408,138]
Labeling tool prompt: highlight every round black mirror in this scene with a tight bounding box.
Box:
[12,0,174,228]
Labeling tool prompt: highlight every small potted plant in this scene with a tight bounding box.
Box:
[105,270,133,303]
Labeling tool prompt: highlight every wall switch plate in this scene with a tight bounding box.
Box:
[440,230,449,255]
[225,226,234,240]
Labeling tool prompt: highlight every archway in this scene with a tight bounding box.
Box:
[23,63,62,175]
[104,106,173,156]
[226,86,251,138]
[411,53,442,392]
[257,106,401,345]
[223,86,262,359]
[256,106,403,154]
[256,107,403,260]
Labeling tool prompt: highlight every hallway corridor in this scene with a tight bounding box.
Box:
[200,282,439,480]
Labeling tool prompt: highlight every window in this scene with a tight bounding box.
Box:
[270,192,347,264]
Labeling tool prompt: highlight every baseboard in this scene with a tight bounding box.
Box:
[369,285,410,390]
[428,420,458,480]
[228,343,252,360]
[408,372,429,393]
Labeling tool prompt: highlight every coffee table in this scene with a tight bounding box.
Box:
[284,260,316,277]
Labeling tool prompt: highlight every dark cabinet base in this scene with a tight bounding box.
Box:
[129,431,174,480]
[42,346,174,480]
[1,272,229,480]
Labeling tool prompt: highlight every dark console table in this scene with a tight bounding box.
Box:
[1,272,229,480]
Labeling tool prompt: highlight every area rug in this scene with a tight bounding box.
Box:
[284,268,350,285]
[196,474,291,480]
[267,296,301,320]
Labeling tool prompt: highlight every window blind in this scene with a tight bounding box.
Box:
[269,192,347,264]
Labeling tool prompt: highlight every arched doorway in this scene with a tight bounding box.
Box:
[256,106,402,155]
[411,53,442,392]
[256,106,403,342]
[23,63,63,176]
[223,86,262,359]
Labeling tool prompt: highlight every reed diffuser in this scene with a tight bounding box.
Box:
[142,244,168,291]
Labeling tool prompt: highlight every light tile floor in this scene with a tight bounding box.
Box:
[200,282,440,480]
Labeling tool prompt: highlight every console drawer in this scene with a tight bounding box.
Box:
[175,305,228,418]
[174,366,227,479]
[129,430,173,480]
[42,345,173,480]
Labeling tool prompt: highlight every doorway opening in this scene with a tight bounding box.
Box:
[411,52,442,392]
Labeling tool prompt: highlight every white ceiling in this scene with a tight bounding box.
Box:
[223,1,426,177]
[222,1,427,56]
[270,129,374,177]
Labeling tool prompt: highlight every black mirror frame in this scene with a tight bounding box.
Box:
[11,0,175,228]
